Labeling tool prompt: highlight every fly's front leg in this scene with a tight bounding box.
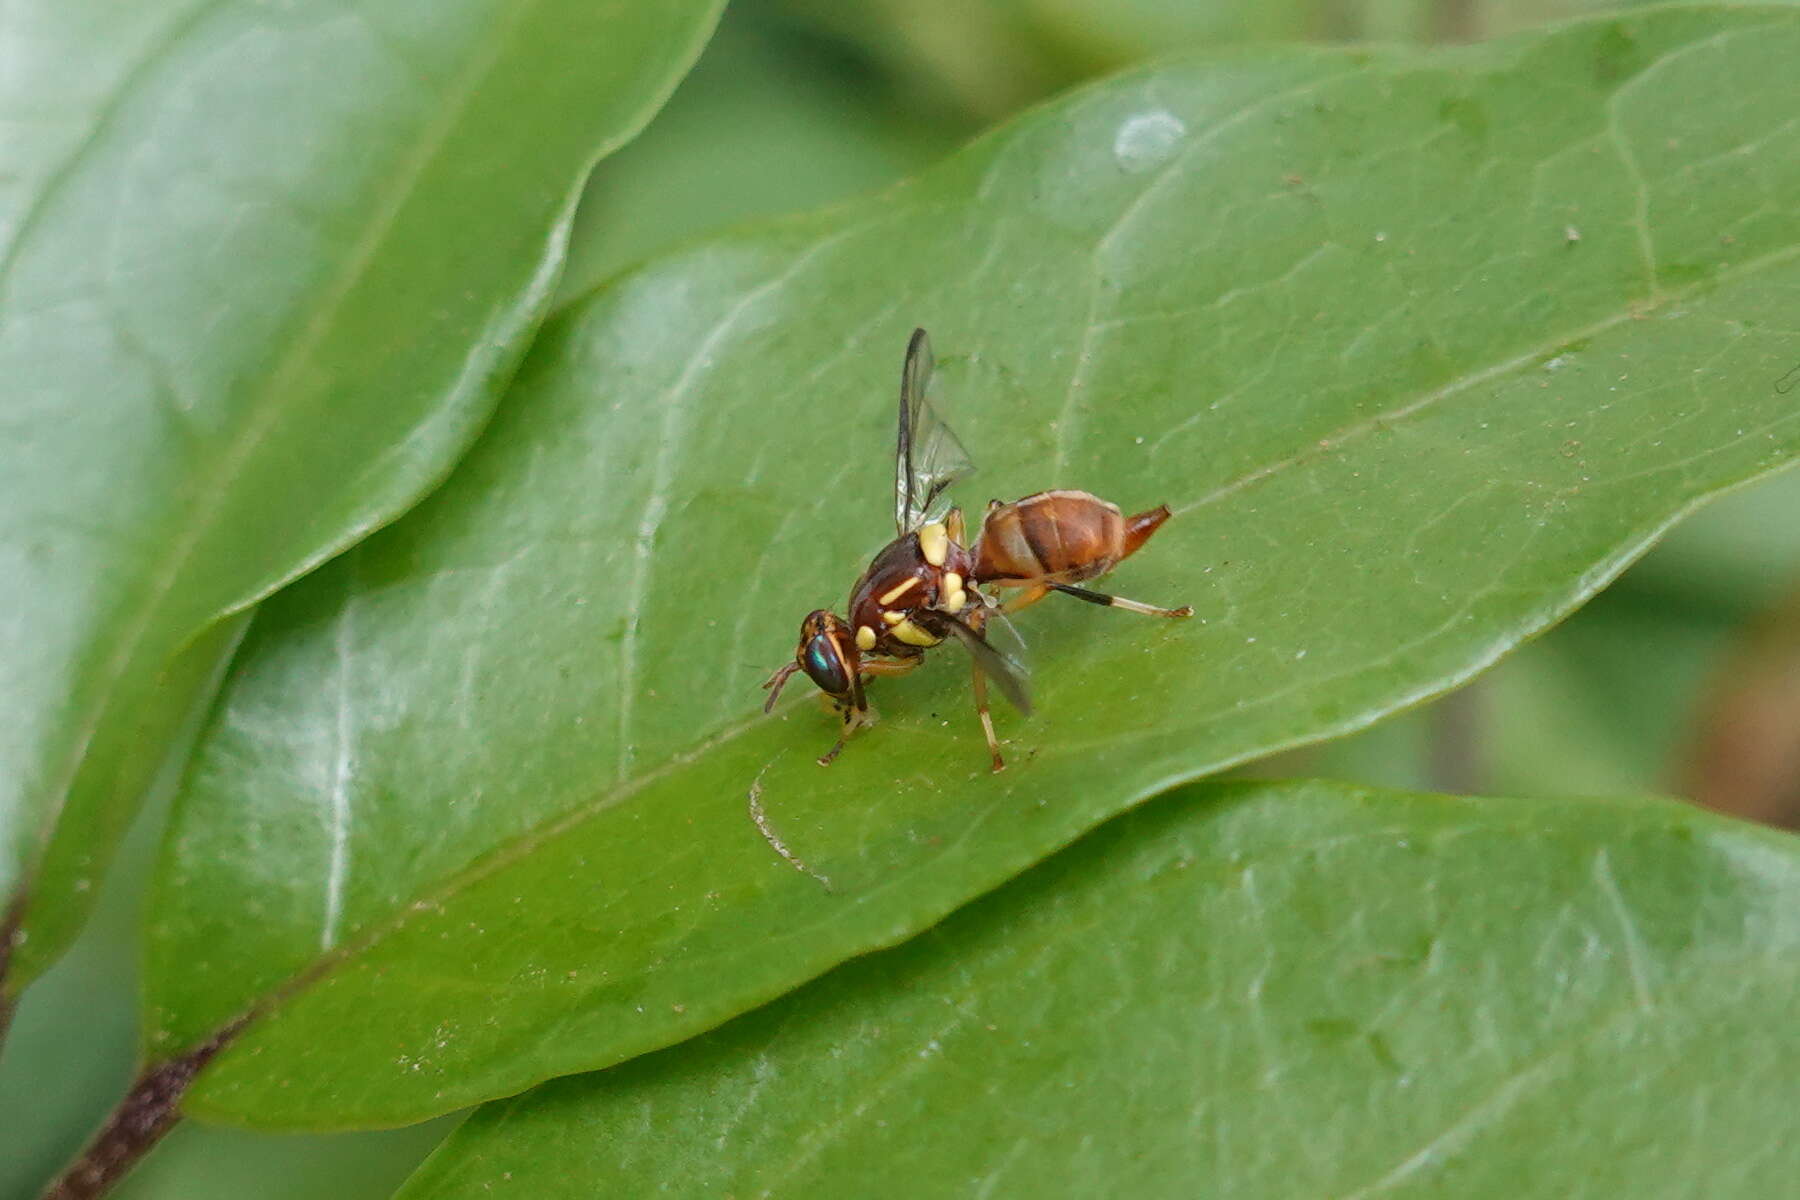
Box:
[859,657,922,679]
[817,657,918,766]
[817,710,859,766]
[1049,582,1192,618]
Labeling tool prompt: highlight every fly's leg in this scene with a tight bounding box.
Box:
[998,583,1050,615]
[859,657,923,678]
[970,661,1004,772]
[816,657,919,766]
[818,717,855,766]
[1049,582,1192,618]
[960,604,1007,772]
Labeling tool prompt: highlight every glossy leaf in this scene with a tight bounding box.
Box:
[147,8,1800,1127]
[555,14,945,305]
[398,779,1800,1198]
[0,0,725,992]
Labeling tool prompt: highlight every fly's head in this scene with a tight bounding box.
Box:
[762,609,861,715]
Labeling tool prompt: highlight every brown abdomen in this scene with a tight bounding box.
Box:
[974,490,1124,585]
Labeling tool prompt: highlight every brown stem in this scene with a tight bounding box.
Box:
[0,891,24,1057]
[1679,583,1800,829]
[1430,0,1478,43]
[1427,681,1485,797]
[39,1027,239,1200]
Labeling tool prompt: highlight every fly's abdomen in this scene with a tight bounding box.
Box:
[974,490,1124,584]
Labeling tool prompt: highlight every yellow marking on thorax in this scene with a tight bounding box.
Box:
[877,576,921,606]
[941,571,967,614]
[881,610,904,625]
[889,617,941,647]
[855,625,877,651]
[918,522,949,567]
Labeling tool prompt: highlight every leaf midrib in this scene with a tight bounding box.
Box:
[1049,60,1367,480]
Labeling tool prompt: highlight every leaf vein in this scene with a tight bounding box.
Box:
[1050,65,1363,479]
[615,224,869,779]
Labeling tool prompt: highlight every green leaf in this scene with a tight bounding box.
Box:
[116,1119,455,1200]
[148,7,1800,1127]
[555,14,946,305]
[0,0,725,992]
[397,779,1800,1198]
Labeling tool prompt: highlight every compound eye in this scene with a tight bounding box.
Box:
[801,633,852,698]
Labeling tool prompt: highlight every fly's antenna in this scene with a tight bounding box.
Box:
[760,662,800,712]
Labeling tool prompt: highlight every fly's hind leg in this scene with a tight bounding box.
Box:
[998,583,1050,615]
[1049,582,1193,619]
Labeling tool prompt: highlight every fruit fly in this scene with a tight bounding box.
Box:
[761,328,1191,770]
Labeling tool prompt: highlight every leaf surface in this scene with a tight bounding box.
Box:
[555,15,944,305]
[0,0,724,991]
[398,780,1800,1198]
[146,8,1800,1126]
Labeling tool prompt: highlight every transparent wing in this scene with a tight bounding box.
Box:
[894,327,974,534]
[979,605,1031,681]
[943,608,1032,715]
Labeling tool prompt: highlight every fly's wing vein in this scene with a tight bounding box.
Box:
[895,327,974,534]
[943,611,1032,715]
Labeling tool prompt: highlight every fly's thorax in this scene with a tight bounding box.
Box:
[846,524,976,654]
[973,490,1124,585]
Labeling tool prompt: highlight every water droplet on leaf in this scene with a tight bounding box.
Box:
[1113,110,1186,173]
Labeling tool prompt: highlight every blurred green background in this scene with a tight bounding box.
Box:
[9,1,1798,1194]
